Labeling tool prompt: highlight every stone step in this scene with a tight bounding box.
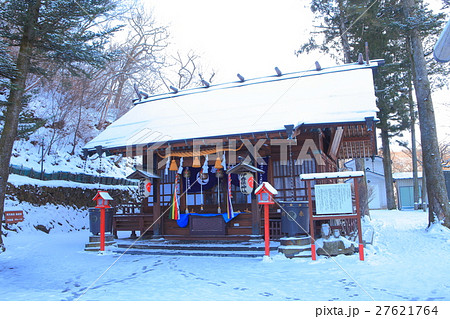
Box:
[113,248,272,258]
[85,241,116,249]
[116,243,278,252]
[278,245,312,258]
[89,235,115,243]
[279,236,311,246]
[278,236,312,258]
[84,246,116,252]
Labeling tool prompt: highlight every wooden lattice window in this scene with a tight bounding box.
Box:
[272,159,316,201]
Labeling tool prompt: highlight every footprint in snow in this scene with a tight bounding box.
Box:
[285,297,301,301]
[259,292,273,297]
[207,282,221,286]
[142,268,154,273]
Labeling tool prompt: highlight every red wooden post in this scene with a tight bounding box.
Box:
[306,180,316,260]
[353,178,364,261]
[93,191,112,253]
[100,207,105,251]
[255,182,278,258]
[264,204,270,257]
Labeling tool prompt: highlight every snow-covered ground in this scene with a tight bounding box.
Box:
[1,209,449,303]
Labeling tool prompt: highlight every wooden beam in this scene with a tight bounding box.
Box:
[328,126,344,160]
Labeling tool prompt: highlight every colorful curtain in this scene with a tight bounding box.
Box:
[226,173,234,219]
[170,173,180,220]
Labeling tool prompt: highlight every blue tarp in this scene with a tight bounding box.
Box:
[176,212,241,228]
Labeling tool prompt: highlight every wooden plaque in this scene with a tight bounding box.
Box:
[314,183,352,215]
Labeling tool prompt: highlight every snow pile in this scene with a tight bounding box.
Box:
[315,235,356,249]
[3,199,88,235]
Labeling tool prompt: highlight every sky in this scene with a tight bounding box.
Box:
[146,0,449,144]
[148,0,320,82]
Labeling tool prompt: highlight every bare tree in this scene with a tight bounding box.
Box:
[94,4,169,127]
[158,50,216,91]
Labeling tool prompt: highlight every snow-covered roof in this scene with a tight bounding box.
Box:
[393,172,423,180]
[300,171,365,180]
[127,169,160,180]
[255,182,278,195]
[93,191,113,201]
[84,60,383,151]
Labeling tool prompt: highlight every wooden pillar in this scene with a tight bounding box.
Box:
[251,172,261,236]
[353,177,364,261]
[250,152,261,237]
[151,152,162,238]
[306,180,316,260]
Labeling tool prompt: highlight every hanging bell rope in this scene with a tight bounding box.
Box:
[169,158,178,171]
[156,144,244,159]
[214,156,223,169]
[192,156,201,168]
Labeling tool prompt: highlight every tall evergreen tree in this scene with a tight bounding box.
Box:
[402,0,450,227]
[0,0,119,252]
[298,0,448,214]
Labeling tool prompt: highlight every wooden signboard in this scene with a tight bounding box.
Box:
[4,211,24,224]
[300,171,365,261]
[314,183,352,214]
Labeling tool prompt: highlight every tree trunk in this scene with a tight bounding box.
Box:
[403,0,450,227]
[409,91,420,209]
[380,127,396,209]
[71,81,87,155]
[407,37,421,210]
[0,0,41,251]
[355,158,370,217]
[338,0,352,63]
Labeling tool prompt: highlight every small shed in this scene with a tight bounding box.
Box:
[393,172,424,210]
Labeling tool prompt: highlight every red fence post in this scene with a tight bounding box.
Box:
[100,207,105,251]
[264,204,270,257]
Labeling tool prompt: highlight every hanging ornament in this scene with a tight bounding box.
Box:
[177,157,184,174]
[221,152,227,170]
[183,167,191,178]
[165,156,170,175]
[200,168,209,180]
[215,168,224,178]
[202,155,209,173]
[169,158,178,171]
[215,156,223,169]
[185,167,191,214]
[192,156,201,168]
